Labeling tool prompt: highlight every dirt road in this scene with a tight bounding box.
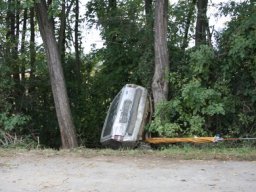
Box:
[0,151,256,192]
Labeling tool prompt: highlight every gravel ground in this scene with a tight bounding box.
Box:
[0,152,256,192]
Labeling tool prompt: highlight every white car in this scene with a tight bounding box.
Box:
[100,84,151,148]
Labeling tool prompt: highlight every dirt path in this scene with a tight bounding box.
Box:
[0,152,256,192]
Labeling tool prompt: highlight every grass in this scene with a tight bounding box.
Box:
[0,141,256,161]
[156,144,256,161]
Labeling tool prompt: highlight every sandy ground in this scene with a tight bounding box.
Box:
[0,152,256,192]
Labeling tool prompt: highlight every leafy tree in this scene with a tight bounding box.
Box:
[149,0,256,138]
[0,0,31,145]
[148,45,227,137]
[217,0,256,136]
[86,0,149,98]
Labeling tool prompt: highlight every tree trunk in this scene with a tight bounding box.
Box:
[182,0,196,51]
[152,0,169,107]
[21,8,28,81]
[74,0,81,83]
[58,0,66,62]
[6,0,21,111]
[47,0,55,31]
[35,0,78,149]
[206,19,212,46]
[195,0,208,46]
[30,7,36,80]
[58,0,75,62]
[6,0,15,62]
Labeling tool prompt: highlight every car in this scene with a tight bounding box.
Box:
[100,84,152,148]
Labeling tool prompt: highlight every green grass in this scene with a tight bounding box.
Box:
[1,141,256,161]
[156,145,256,161]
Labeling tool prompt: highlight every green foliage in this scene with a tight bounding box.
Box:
[1,0,256,149]
[149,1,256,139]
[217,0,256,137]
[148,78,226,137]
[21,0,35,9]
[62,52,108,147]
[168,0,196,48]
[86,0,152,89]
[189,45,215,80]
[0,112,30,132]
[0,62,31,146]
[149,44,226,137]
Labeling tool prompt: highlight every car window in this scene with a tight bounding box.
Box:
[119,99,132,123]
[126,88,142,135]
[103,92,121,137]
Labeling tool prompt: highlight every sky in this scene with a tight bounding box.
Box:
[81,0,242,53]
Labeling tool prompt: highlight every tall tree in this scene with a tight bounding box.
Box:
[29,7,36,80]
[58,0,66,61]
[152,0,169,107]
[182,0,196,51]
[35,0,78,148]
[6,0,21,111]
[195,0,209,46]
[20,8,28,81]
[74,0,81,83]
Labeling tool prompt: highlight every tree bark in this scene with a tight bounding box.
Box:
[152,0,169,107]
[58,0,66,62]
[6,0,21,110]
[35,0,78,149]
[58,0,75,62]
[182,0,196,51]
[30,7,36,80]
[21,8,28,81]
[74,0,81,83]
[195,0,208,46]
[47,0,55,31]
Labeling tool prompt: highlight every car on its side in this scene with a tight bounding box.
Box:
[100,84,151,148]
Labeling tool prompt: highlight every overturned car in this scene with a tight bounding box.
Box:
[100,84,151,148]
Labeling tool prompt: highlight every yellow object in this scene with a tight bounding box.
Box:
[145,137,216,144]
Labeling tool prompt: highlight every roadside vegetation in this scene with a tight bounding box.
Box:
[1,140,256,161]
[1,0,256,149]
